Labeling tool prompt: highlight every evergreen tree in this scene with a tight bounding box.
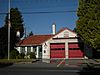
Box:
[76,0,100,58]
[0,8,24,58]
[0,26,16,58]
[29,31,33,36]
[5,8,24,38]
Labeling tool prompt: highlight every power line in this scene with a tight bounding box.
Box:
[0,10,77,15]
[22,10,77,14]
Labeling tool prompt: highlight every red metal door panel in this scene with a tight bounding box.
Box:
[50,43,65,49]
[69,50,83,58]
[68,43,84,58]
[50,43,65,58]
[68,43,80,48]
[50,50,65,58]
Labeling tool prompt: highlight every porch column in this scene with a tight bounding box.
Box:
[36,46,39,58]
[25,47,27,55]
[31,47,33,52]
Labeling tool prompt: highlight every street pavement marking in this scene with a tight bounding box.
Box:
[57,59,65,67]
[84,59,90,65]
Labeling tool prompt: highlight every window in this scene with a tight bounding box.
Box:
[33,46,37,55]
[39,46,42,52]
[20,47,25,54]
[27,46,31,54]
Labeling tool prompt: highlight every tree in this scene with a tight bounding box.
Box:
[0,8,24,58]
[28,31,33,36]
[0,27,7,58]
[0,26,16,58]
[10,49,19,59]
[5,8,24,38]
[76,0,100,58]
[73,27,77,32]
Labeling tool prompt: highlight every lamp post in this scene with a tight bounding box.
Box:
[16,30,20,38]
[8,0,10,60]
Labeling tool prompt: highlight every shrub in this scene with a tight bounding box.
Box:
[10,50,19,59]
[17,53,25,59]
[29,52,36,59]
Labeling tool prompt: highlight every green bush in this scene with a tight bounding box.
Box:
[17,53,25,59]
[29,52,36,59]
[10,50,19,59]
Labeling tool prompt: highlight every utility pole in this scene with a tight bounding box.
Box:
[8,0,10,60]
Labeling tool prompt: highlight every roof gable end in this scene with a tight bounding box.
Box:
[53,27,77,38]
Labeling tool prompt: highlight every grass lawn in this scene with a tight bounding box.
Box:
[0,59,36,63]
[0,59,37,68]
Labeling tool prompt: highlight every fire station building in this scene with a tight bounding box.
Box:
[16,24,91,60]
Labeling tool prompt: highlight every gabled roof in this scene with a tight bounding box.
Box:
[17,35,53,46]
[56,27,76,35]
[16,27,76,46]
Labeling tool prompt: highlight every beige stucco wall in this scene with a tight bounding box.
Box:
[42,39,52,59]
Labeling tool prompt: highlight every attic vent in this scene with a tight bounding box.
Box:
[64,31,69,38]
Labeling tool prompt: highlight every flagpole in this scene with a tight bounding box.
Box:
[8,0,10,60]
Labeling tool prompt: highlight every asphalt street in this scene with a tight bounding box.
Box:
[0,59,100,75]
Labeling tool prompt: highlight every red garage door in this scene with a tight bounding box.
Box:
[68,43,84,58]
[50,43,65,58]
